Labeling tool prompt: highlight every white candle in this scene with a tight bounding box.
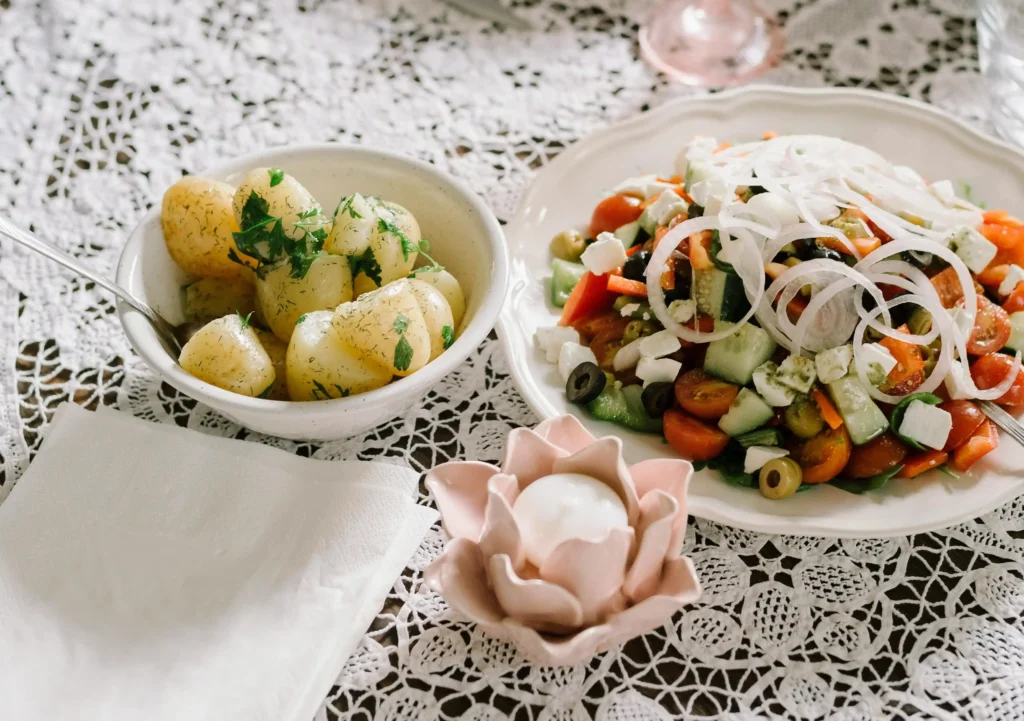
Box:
[511,473,628,568]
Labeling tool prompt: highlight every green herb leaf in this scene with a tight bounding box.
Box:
[236,310,254,329]
[961,181,986,208]
[378,217,415,261]
[288,250,318,279]
[347,247,382,287]
[311,379,333,401]
[418,238,431,253]
[296,207,320,221]
[393,313,409,335]
[295,314,307,325]
[334,384,351,398]
[394,335,414,372]
[830,465,904,495]
[335,194,363,220]
[408,264,445,278]
[256,384,274,399]
[268,168,285,187]
[441,325,455,349]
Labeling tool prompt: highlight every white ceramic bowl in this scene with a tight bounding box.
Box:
[117,144,508,440]
[498,85,1024,538]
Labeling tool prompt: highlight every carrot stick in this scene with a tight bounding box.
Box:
[607,275,648,297]
[811,387,843,430]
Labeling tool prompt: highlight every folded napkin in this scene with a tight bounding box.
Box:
[0,403,437,721]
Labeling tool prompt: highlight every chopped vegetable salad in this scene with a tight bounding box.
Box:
[536,132,1024,500]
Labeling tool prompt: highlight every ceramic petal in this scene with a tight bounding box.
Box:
[622,490,678,603]
[540,525,634,625]
[487,554,584,634]
[628,458,693,554]
[478,485,526,572]
[500,427,567,485]
[533,414,596,454]
[425,461,500,541]
[423,538,504,625]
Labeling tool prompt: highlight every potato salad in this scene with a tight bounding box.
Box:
[161,168,466,401]
[537,132,1024,499]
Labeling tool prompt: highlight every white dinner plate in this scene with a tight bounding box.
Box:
[497,85,1024,538]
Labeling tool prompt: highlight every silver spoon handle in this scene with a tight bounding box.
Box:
[0,215,159,322]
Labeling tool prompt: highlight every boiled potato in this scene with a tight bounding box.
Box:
[411,268,466,329]
[179,314,275,397]
[286,311,392,401]
[183,276,256,324]
[333,279,430,377]
[407,278,455,361]
[256,253,354,342]
[352,201,421,297]
[323,193,375,256]
[161,176,253,280]
[255,329,290,401]
[232,167,325,242]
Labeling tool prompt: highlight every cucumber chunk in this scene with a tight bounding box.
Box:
[614,221,649,247]
[826,374,889,445]
[693,268,750,323]
[551,258,586,308]
[1006,311,1024,353]
[718,388,774,437]
[587,384,663,433]
[704,322,777,385]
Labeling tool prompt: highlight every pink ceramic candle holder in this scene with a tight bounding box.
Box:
[424,415,702,666]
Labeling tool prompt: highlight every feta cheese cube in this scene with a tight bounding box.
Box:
[776,355,818,394]
[636,357,682,387]
[1000,264,1024,297]
[899,401,953,451]
[612,175,673,200]
[645,189,688,227]
[637,329,682,359]
[859,343,897,385]
[613,337,643,372]
[815,345,853,384]
[689,175,731,212]
[535,326,580,363]
[669,298,696,323]
[744,446,790,474]
[580,232,627,276]
[930,179,956,204]
[752,361,797,407]
[558,342,597,383]
[946,226,998,274]
[944,360,972,400]
[685,136,718,160]
[619,302,641,317]
[742,192,799,227]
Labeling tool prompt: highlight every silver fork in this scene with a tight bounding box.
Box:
[979,401,1024,447]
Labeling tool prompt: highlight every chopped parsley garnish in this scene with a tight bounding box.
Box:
[268,168,285,187]
[962,181,986,208]
[441,325,455,349]
[335,194,363,220]
[256,384,274,399]
[347,247,383,287]
[236,310,254,329]
[230,190,320,278]
[393,313,409,335]
[295,314,307,325]
[311,380,351,401]
[394,335,414,372]
[408,238,445,276]
[378,216,416,261]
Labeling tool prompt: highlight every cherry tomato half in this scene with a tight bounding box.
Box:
[674,369,740,420]
[843,432,909,479]
[793,425,853,484]
[663,408,730,461]
[589,194,644,238]
[938,400,986,451]
[971,353,1024,407]
[961,295,1012,356]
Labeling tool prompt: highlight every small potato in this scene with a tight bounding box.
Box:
[183,276,256,324]
[179,314,275,397]
[286,311,392,401]
[333,278,430,377]
[323,193,375,257]
[161,176,253,280]
[353,201,421,297]
[255,329,290,400]
[232,167,325,242]
[411,268,466,329]
[407,278,455,361]
[256,253,354,342]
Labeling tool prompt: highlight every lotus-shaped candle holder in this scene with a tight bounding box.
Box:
[424,415,702,666]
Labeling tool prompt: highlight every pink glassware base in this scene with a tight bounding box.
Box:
[639,0,783,87]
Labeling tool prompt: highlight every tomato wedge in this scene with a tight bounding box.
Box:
[959,295,1012,355]
[589,194,643,238]
[878,324,926,387]
[560,272,616,327]
[793,426,853,484]
[950,419,1000,472]
[843,432,908,479]
[938,400,986,451]
[1004,282,1024,314]
[980,222,1024,250]
[663,408,730,461]
[929,267,965,309]
[572,310,630,340]
[898,450,949,479]
[977,264,1010,290]
[674,369,740,420]
[970,354,1024,406]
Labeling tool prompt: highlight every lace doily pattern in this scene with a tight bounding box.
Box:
[1,0,1018,719]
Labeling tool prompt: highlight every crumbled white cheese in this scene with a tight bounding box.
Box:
[1000,264,1024,297]
[743,192,800,227]
[946,225,998,274]
[743,446,790,474]
[944,360,973,400]
[612,174,673,200]
[776,355,818,394]
[535,326,580,363]
[930,179,956,204]
[645,188,688,227]
[815,345,853,384]
[899,401,952,451]
[689,175,731,213]
[752,361,797,407]
[612,337,643,372]
[860,343,897,384]
[580,232,627,276]
[557,342,597,383]
[636,357,682,387]
[619,303,641,317]
[668,299,696,323]
[637,329,682,360]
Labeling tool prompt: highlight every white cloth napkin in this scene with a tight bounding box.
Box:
[0,403,437,721]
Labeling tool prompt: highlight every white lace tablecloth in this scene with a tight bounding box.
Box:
[2,0,1021,719]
